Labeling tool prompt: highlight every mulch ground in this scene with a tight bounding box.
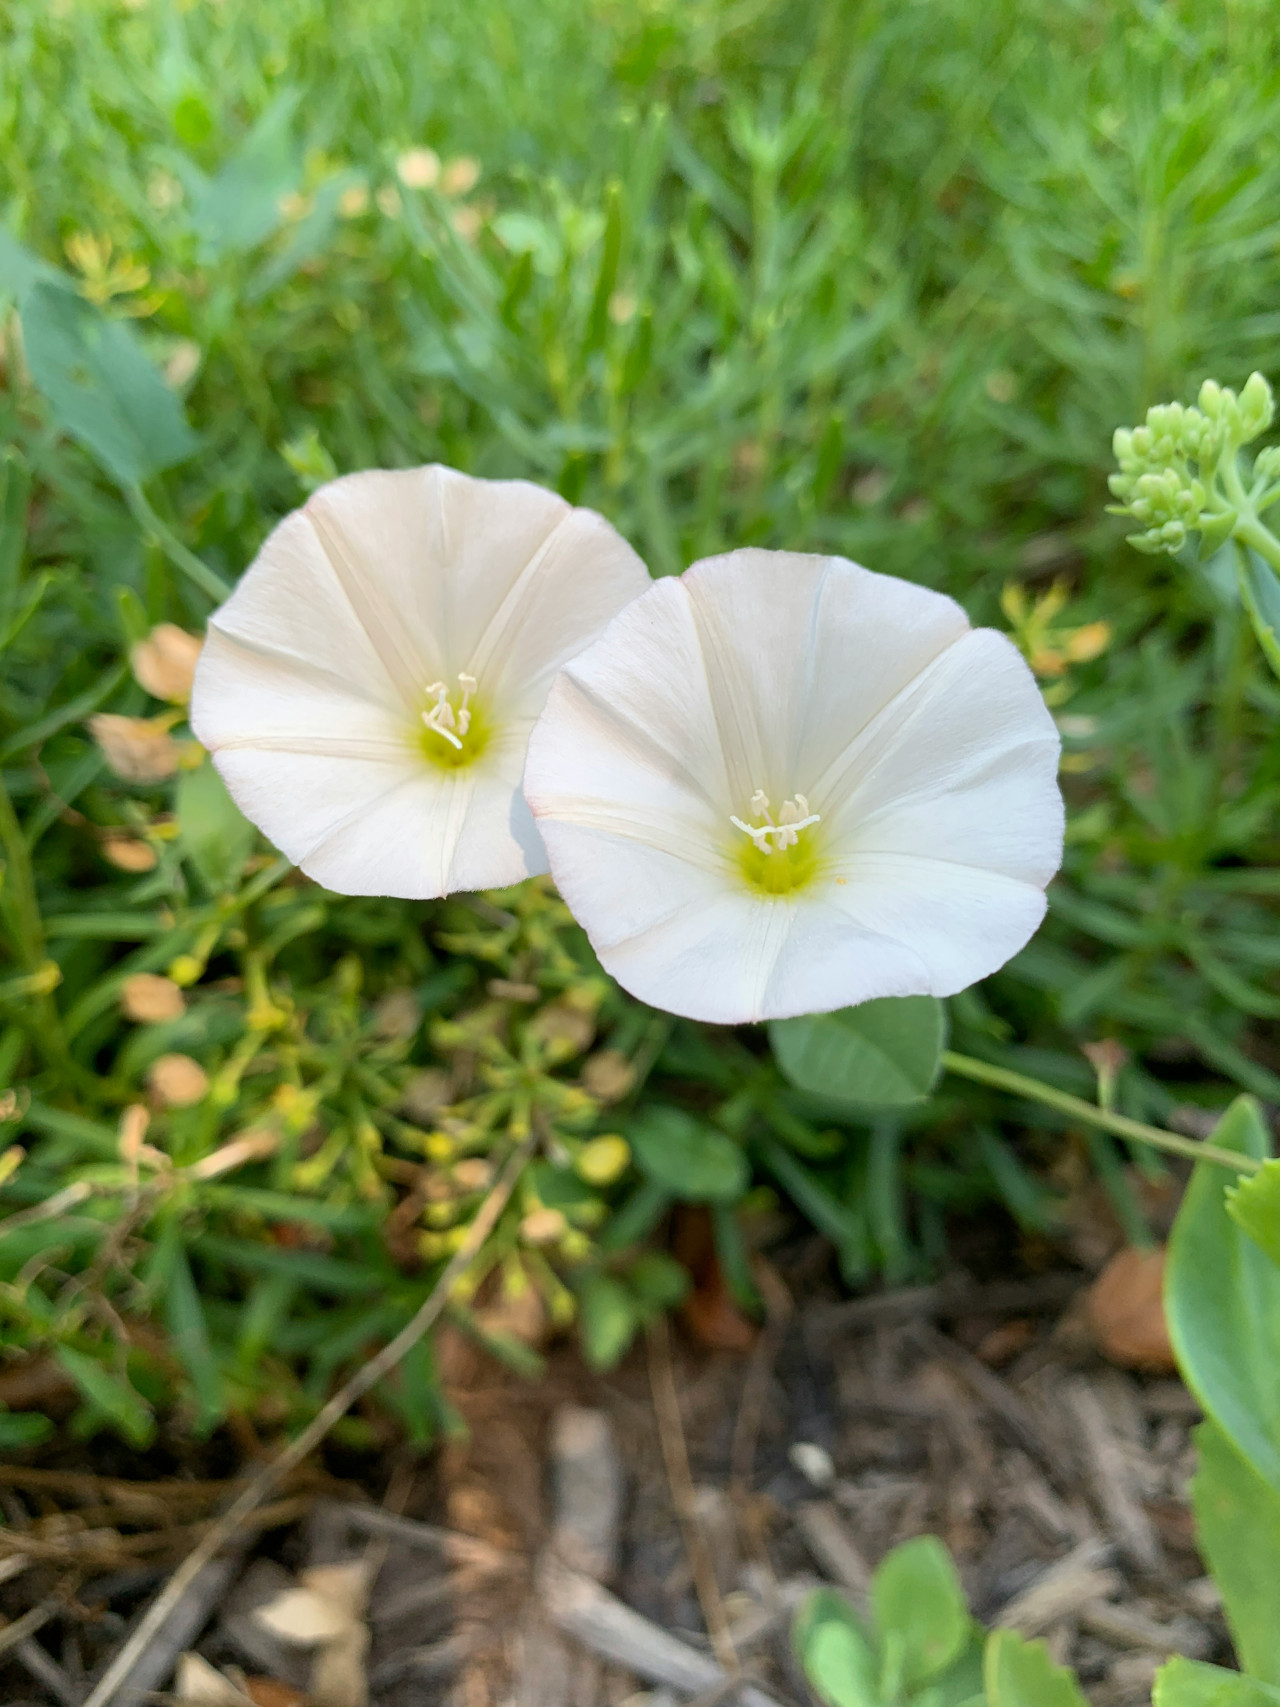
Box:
[0,1249,1226,1707]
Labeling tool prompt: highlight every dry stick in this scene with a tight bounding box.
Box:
[81,1134,536,1707]
[646,1315,738,1673]
[0,1601,56,1660]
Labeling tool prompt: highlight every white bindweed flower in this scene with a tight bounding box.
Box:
[524,550,1064,1024]
[190,466,649,897]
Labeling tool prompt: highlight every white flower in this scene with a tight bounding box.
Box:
[524,550,1064,1024]
[191,465,648,898]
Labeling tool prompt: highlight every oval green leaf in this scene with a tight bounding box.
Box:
[22,282,198,488]
[1166,1096,1280,1494]
[625,1105,749,1203]
[769,996,947,1109]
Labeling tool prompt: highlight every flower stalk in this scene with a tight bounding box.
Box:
[942,1050,1261,1175]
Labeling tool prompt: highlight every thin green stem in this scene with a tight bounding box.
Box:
[1235,510,1280,575]
[0,766,79,1088]
[942,1051,1262,1174]
[124,486,232,604]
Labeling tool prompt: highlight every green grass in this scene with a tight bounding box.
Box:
[3,0,1280,1440]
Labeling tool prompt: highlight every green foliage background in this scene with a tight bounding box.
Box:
[3,0,1280,1440]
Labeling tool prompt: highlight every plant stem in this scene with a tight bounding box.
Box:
[124,486,232,604]
[0,766,79,1087]
[1235,511,1280,574]
[942,1051,1262,1174]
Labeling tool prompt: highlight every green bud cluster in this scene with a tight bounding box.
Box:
[1108,372,1274,557]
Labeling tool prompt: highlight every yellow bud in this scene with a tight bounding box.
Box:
[575,1134,631,1187]
[0,1146,25,1188]
[168,954,204,987]
[425,1131,456,1162]
[1063,621,1111,664]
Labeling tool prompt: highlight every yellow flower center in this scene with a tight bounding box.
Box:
[731,791,824,896]
[417,672,492,770]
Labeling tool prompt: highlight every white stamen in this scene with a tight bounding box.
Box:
[422,673,477,752]
[731,790,821,855]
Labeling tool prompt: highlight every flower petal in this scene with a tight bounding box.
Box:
[193,464,647,898]
[818,855,1050,997]
[822,628,1063,886]
[213,725,543,899]
[527,548,1062,1024]
[682,550,969,806]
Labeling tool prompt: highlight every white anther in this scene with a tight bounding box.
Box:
[731,790,821,855]
[456,672,477,737]
[422,673,477,752]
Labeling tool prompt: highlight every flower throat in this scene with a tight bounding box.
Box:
[418,672,491,769]
[731,791,823,896]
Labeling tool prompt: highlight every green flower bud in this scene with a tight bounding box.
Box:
[1199,378,1225,419]
[1240,371,1275,441]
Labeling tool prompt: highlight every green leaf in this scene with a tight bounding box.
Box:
[186,93,301,260]
[872,1536,970,1689]
[1228,1158,1280,1269]
[1166,1096,1280,1493]
[770,997,947,1109]
[380,1335,442,1446]
[163,1237,226,1434]
[626,1105,749,1203]
[177,760,256,894]
[793,1588,878,1707]
[1191,1420,1280,1685]
[0,227,62,300]
[0,1407,54,1449]
[625,1250,690,1312]
[1155,1657,1280,1707]
[577,1272,639,1370]
[984,1628,1090,1707]
[21,282,198,487]
[54,1345,155,1447]
[1238,546,1280,682]
[0,450,31,633]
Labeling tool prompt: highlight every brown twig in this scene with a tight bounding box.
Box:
[646,1314,738,1672]
[80,1133,535,1707]
[0,1495,315,1566]
[0,1600,57,1660]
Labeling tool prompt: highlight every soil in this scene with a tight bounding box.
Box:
[0,1244,1226,1707]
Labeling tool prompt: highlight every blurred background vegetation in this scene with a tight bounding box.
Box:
[2,0,1280,1447]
